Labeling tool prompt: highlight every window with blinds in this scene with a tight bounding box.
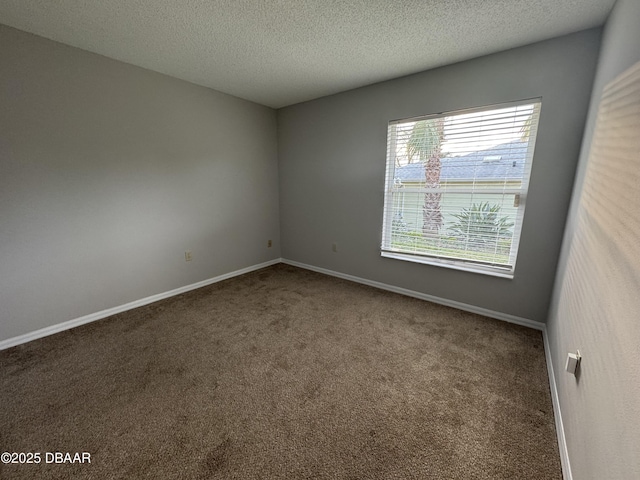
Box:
[381,99,541,277]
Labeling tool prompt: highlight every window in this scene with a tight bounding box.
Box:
[381,99,541,278]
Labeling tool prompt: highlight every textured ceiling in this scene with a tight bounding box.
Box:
[0,0,615,108]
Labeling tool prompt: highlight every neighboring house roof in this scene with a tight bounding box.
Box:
[395,141,528,183]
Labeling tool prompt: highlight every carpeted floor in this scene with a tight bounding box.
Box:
[0,264,562,479]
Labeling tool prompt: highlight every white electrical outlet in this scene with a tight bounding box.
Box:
[332,243,337,252]
[185,251,192,262]
[565,350,581,375]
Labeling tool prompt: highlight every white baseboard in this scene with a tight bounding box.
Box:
[0,258,282,351]
[543,327,573,480]
[281,259,545,331]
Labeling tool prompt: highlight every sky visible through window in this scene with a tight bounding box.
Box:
[393,104,535,164]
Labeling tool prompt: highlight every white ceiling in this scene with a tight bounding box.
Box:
[0,0,615,108]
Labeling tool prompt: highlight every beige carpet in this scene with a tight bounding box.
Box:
[0,264,561,479]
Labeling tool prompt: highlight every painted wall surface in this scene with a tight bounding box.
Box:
[277,30,601,323]
[547,0,640,478]
[0,25,280,342]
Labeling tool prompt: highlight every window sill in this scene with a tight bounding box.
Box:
[380,251,514,279]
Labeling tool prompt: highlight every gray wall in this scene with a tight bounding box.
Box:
[278,29,601,323]
[0,25,280,342]
[547,0,640,478]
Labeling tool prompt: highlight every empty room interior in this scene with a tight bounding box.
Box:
[1,0,639,479]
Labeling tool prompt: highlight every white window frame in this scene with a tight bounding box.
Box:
[380,99,541,279]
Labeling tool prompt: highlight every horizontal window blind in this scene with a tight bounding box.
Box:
[381,99,541,276]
